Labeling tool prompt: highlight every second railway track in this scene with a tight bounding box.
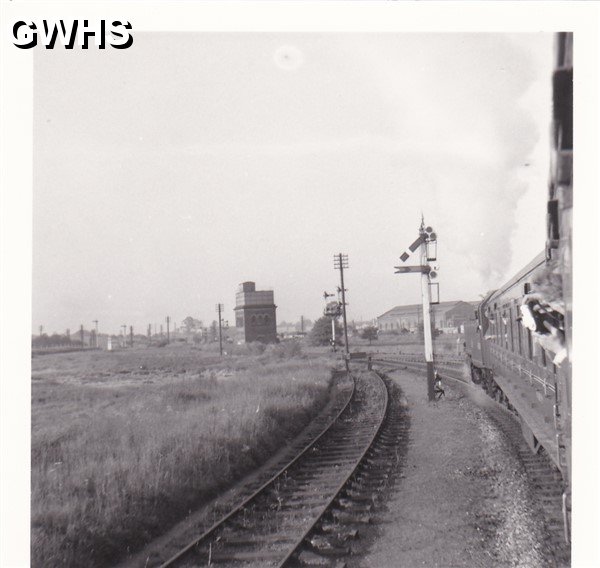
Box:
[371,355,570,566]
[160,370,390,568]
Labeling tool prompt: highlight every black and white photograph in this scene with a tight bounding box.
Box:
[1,3,598,567]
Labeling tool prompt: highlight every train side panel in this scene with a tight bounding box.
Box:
[463,31,572,543]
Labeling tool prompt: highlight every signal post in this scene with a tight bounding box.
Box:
[419,227,435,401]
[395,219,439,401]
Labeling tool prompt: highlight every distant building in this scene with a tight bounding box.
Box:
[377,300,477,334]
[234,281,278,343]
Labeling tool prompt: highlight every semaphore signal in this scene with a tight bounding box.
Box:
[395,217,439,401]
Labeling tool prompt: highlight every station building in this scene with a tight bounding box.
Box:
[377,300,478,334]
[234,281,278,343]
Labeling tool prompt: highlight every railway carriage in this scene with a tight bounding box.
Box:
[464,32,572,540]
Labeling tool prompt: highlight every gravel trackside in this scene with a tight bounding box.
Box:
[360,369,548,568]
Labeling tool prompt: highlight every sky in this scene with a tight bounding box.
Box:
[33,33,553,334]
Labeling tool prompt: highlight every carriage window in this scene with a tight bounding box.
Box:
[541,347,547,367]
[517,310,523,355]
[494,316,499,344]
[497,311,501,345]
[509,307,514,352]
[498,314,501,345]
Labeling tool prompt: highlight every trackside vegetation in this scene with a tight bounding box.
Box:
[31,343,333,567]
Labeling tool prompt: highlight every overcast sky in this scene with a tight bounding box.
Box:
[33,33,553,334]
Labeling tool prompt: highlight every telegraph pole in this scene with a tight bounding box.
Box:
[166,316,170,344]
[334,253,350,368]
[129,326,134,347]
[93,320,98,347]
[216,303,224,356]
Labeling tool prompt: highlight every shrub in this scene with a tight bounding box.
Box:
[309,317,342,346]
[262,341,303,360]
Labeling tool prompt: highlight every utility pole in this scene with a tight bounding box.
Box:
[93,320,98,347]
[147,324,152,339]
[39,325,43,337]
[216,304,224,356]
[166,316,170,344]
[334,253,350,369]
[80,324,84,346]
[300,315,304,334]
[122,324,127,347]
[395,218,439,401]
[129,326,134,347]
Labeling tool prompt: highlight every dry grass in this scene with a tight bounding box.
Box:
[31,344,333,567]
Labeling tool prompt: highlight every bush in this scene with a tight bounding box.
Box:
[262,341,303,360]
[309,317,342,346]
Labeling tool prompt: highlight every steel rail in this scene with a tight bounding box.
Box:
[370,358,570,558]
[369,356,468,383]
[277,371,389,567]
[159,372,356,568]
[370,357,528,427]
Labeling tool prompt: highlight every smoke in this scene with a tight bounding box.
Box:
[344,34,549,289]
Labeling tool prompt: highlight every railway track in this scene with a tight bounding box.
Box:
[158,370,393,568]
[371,356,570,566]
[369,354,468,384]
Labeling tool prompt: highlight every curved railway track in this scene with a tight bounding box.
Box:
[371,355,570,565]
[159,371,390,568]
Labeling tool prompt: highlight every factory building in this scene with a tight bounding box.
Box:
[234,281,278,343]
[377,300,477,334]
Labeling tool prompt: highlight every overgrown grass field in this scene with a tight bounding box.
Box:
[31,343,333,567]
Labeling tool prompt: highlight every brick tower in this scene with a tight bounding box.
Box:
[234,282,277,343]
